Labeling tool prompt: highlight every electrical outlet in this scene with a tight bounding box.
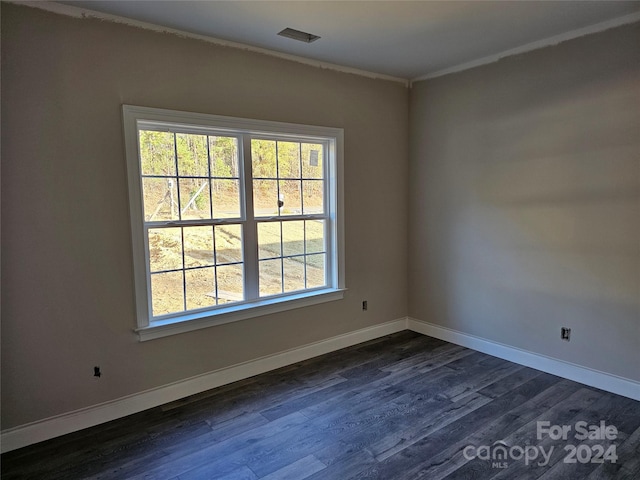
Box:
[362,300,368,311]
[561,327,571,342]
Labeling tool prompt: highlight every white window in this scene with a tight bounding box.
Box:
[123,106,345,340]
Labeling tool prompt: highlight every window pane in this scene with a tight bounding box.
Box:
[185,267,216,311]
[216,264,244,304]
[139,130,176,176]
[251,139,277,178]
[179,179,211,220]
[305,220,325,254]
[259,259,283,296]
[258,222,281,259]
[302,180,324,214]
[277,141,301,178]
[215,224,243,264]
[142,177,179,221]
[209,136,239,178]
[212,179,241,218]
[176,133,209,177]
[151,271,184,316]
[279,180,302,215]
[283,257,305,292]
[306,254,326,289]
[301,143,323,179]
[253,179,278,216]
[129,108,341,329]
[183,226,214,268]
[148,227,183,272]
[282,221,305,257]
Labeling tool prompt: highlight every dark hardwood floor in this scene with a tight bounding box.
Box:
[2,331,639,479]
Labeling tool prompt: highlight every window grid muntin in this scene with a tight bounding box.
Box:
[139,129,242,223]
[251,141,326,220]
[146,222,246,318]
[179,226,187,311]
[275,141,282,217]
[278,220,284,293]
[303,209,308,289]
[256,218,328,297]
[211,223,220,303]
[172,133,182,221]
[206,136,213,218]
[132,115,338,324]
[139,124,247,319]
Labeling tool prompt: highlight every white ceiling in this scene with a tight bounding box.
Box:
[55,1,640,80]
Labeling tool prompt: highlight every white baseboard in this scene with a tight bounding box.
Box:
[4,316,637,453]
[0,318,407,453]
[407,317,640,402]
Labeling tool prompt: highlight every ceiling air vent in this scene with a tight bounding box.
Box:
[278,27,321,43]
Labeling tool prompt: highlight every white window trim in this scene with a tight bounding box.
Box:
[123,105,345,341]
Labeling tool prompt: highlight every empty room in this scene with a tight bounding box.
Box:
[1,1,639,479]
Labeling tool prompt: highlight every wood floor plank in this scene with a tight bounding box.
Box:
[259,369,390,421]
[305,446,377,480]
[80,413,269,480]
[487,387,633,480]
[246,387,425,476]
[259,454,326,480]
[388,378,585,480]
[177,465,258,480]
[436,362,523,403]
[586,424,640,479]
[533,391,640,480]
[178,333,434,427]
[429,385,599,480]
[298,352,464,420]
[369,392,492,461]
[2,332,638,480]
[380,342,467,373]
[476,366,543,399]
[149,412,311,480]
[351,373,565,480]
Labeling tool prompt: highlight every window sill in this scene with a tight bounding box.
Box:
[135,288,346,341]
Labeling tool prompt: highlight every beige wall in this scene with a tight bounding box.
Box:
[409,23,640,381]
[1,3,409,429]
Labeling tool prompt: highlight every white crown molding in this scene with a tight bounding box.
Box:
[7,1,409,86]
[9,2,638,88]
[407,317,640,402]
[411,11,640,84]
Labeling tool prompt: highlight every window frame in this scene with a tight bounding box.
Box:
[123,105,345,341]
